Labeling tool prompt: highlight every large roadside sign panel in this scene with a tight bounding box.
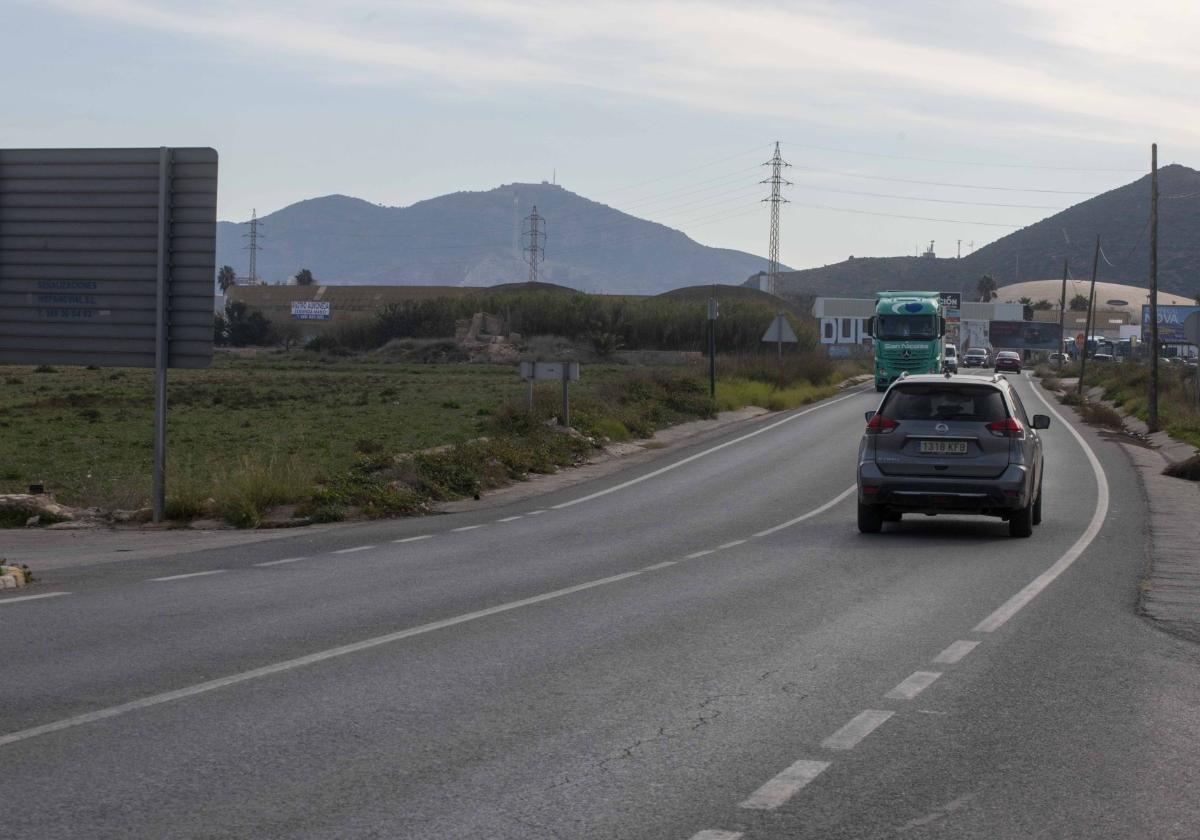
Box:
[1142,304,1200,344]
[291,300,331,321]
[0,147,218,368]
[989,320,1062,351]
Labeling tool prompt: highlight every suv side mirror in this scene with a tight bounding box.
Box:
[864,410,876,422]
[1031,414,1050,429]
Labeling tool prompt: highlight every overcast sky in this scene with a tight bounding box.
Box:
[6,0,1199,272]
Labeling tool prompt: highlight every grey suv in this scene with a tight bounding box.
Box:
[857,373,1049,537]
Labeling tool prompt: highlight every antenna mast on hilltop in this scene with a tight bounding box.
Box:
[522,205,546,285]
[761,142,791,296]
[243,209,263,284]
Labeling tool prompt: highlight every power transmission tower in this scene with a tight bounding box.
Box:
[761,142,791,296]
[521,205,546,285]
[243,208,263,284]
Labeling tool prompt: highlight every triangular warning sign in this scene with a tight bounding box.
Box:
[761,313,798,343]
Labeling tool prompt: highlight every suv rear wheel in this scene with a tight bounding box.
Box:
[858,502,883,534]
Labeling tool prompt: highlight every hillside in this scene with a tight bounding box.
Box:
[215,184,776,295]
[767,164,1200,300]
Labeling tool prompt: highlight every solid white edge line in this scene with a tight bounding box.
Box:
[253,557,306,567]
[0,568,651,749]
[687,831,744,840]
[150,570,225,582]
[739,759,831,810]
[753,484,857,538]
[393,535,434,543]
[972,375,1110,633]
[933,640,979,664]
[332,545,374,555]
[551,389,867,510]
[0,592,70,605]
[821,709,894,750]
[884,671,942,700]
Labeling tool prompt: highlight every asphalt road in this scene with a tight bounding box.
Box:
[2,372,1198,839]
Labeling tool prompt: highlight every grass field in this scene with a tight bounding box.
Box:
[1,350,863,524]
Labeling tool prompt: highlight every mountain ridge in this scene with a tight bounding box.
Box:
[215,183,778,295]
[766,164,1200,300]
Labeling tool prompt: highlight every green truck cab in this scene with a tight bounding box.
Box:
[866,291,947,392]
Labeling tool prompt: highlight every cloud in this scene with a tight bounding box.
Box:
[43,0,1200,146]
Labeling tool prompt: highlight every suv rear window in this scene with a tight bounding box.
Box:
[881,384,1008,422]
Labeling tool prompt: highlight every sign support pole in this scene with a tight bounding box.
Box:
[152,147,171,523]
[560,365,570,427]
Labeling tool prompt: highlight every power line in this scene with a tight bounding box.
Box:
[789,201,1022,228]
[780,141,1143,173]
[793,181,1063,210]
[790,166,1100,195]
[598,143,772,195]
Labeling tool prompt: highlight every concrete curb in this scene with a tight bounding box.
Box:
[1034,374,1200,642]
[1123,444,1200,643]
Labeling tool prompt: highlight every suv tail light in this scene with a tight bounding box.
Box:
[866,414,899,435]
[986,416,1025,438]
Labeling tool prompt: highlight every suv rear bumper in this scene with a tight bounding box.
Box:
[857,461,1032,517]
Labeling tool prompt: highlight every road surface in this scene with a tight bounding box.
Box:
[3,372,1198,839]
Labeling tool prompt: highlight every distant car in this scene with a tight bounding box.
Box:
[994,351,1022,373]
[1048,352,1066,364]
[857,374,1049,537]
[962,348,989,368]
[943,344,958,373]
[1092,353,1114,363]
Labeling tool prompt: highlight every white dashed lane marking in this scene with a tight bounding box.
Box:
[0,592,71,605]
[496,516,523,523]
[933,640,979,664]
[150,571,225,583]
[821,710,894,750]
[884,671,942,701]
[685,549,714,559]
[393,535,433,544]
[253,557,307,567]
[716,540,746,550]
[333,545,374,555]
[451,525,484,532]
[687,831,744,840]
[740,759,830,810]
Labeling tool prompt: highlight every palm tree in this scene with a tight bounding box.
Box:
[217,265,237,293]
[976,274,998,302]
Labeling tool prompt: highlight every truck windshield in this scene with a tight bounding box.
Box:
[875,314,937,340]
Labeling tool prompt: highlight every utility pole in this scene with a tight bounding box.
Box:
[707,284,718,399]
[957,239,962,259]
[1149,143,1160,432]
[761,142,791,297]
[521,205,546,285]
[1077,235,1101,395]
[243,208,263,284]
[1057,258,1068,369]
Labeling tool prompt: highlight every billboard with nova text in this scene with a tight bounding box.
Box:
[1142,304,1200,344]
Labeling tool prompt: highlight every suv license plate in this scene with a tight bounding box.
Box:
[919,440,968,454]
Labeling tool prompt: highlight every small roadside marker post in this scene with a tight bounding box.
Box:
[707,294,718,398]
